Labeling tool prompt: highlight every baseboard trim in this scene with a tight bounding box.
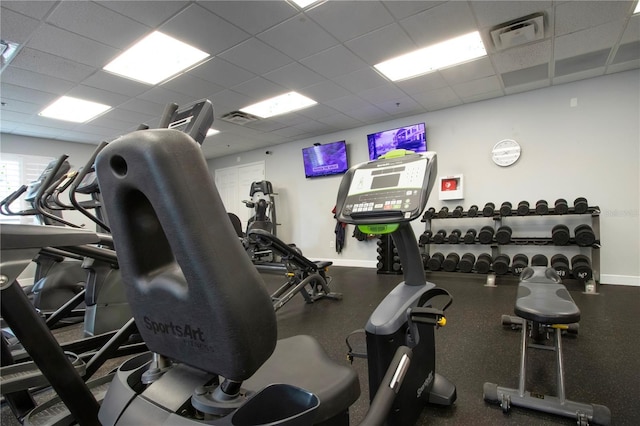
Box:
[317,259,377,269]
[600,274,640,286]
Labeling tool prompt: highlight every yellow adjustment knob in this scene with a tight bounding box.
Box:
[437,317,447,327]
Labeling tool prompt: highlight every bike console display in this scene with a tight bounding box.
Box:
[336,150,437,228]
[166,99,214,144]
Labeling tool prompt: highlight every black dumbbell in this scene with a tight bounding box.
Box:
[421,253,430,269]
[419,230,433,245]
[482,202,495,217]
[495,226,513,244]
[500,201,513,216]
[427,252,445,271]
[531,254,549,267]
[452,205,464,218]
[517,200,530,216]
[493,254,511,275]
[423,207,436,220]
[448,229,462,244]
[437,206,449,218]
[478,226,495,244]
[574,197,589,214]
[555,198,569,215]
[535,199,549,215]
[463,229,477,244]
[467,205,479,217]
[442,253,460,272]
[458,253,476,273]
[574,224,596,246]
[551,254,570,278]
[571,254,593,281]
[512,254,529,275]
[433,229,447,244]
[552,224,571,245]
[474,253,492,274]
[393,261,402,272]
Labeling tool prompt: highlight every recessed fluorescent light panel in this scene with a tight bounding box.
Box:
[634,1,640,14]
[375,31,487,81]
[206,128,220,137]
[103,31,209,85]
[240,92,317,118]
[39,96,111,123]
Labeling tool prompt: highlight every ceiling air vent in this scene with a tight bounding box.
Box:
[220,111,259,125]
[490,12,545,51]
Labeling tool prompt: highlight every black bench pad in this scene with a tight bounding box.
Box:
[514,267,580,324]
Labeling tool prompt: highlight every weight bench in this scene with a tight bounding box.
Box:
[484,266,611,425]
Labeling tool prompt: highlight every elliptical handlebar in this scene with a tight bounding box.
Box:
[32,155,81,228]
[0,184,28,215]
[69,141,111,233]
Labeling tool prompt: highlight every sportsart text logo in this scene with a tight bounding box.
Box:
[143,316,205,342]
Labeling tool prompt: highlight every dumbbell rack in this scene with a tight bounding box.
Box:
[418,203,601,293]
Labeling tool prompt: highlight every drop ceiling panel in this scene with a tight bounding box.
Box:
[103,108,156,126]
[118,98,165,117]
[411,86,461,111]
[1,83,58,106]
[395,72,450,95]
[555,49,611,77]
[27,24,120,67]
[0,7,41,44]
[345,23,417,65]
[188,58,256,88]
[400,1,476,46]
[160,4,250,55]
[620,14,640,43]
[300,45,369,79]
[554,21,627,60]
[161,73,225,100]
[231,77,286,100]
[200,1,297,35]
[209,90,254,112]
[136,86,194,107]
[452,75,502,100]
[613,40,640,64]
[492,40,553,73]
[66,85,129,108]
[263,63,326,91]
[1,1,56,20]
[383,1,445,20]
[554,0,632,36]
[439,57,496,85]
[316,113,364,129]
[1,67,75,96]
[9,48,96,83]
[46,2,149,48]
[333,68,389,94]
[300,80,350,103]
[258,14,339,60]
[96,1,188,28]
[219,38,293,75]
[306,1,396,43]
[82,71,150,97]
[0,98,41,115]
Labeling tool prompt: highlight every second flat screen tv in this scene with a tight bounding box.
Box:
[367,123,426,160]
[302,140,348,178]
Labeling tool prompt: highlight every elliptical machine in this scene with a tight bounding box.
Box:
[243,180,277,236]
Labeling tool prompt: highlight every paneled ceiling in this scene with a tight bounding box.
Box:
[1,1,638,159]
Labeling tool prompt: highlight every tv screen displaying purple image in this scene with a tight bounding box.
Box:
[302,140,349,178]
[367,123,426,160]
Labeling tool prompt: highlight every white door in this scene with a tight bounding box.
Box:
[214,161,265,230]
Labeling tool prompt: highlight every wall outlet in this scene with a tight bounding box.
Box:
[329,240,334,248]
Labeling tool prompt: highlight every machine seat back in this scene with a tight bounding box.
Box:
[95,129,277,381]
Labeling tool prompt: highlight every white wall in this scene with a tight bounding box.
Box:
[209,70,640,285]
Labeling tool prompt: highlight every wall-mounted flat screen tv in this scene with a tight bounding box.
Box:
[367,123,426,160]
[302,140,348,178]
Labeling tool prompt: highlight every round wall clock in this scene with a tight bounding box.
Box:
[491,139,521,167]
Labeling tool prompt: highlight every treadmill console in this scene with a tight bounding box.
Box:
[336,150,437,225]
[24,159,71,202]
